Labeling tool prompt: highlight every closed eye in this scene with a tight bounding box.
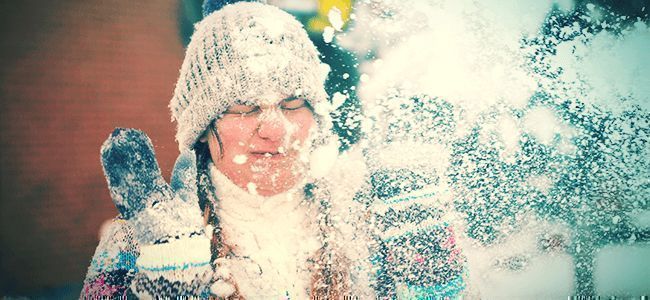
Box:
[280,97,307,110]
[224,104,261,115]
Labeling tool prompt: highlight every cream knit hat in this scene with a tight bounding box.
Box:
[170,1,330,151]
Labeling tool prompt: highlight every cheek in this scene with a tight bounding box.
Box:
[289,111,316,142]
[216,118,257,156]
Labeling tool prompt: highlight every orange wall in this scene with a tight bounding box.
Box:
[0,1,184,294]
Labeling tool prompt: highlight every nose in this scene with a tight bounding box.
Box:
[256,113,287,142]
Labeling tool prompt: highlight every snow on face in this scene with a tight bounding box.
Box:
[208,94,315,196]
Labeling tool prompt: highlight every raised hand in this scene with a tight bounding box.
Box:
[100,128,213,297]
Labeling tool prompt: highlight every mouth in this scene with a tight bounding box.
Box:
[249,151,284,159]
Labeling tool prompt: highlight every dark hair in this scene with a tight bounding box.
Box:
[206,120,225,159]
[193,130,223,263]
[193,121,221,213]
[192,119,227,213]
[192,121,220,175]
[193,141,210,211]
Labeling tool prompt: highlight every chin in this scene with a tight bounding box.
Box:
[253,170,305,192]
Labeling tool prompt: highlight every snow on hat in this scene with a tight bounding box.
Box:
[170,0,330,151]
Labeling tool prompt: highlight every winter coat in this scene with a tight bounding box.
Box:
[80,147,466,299]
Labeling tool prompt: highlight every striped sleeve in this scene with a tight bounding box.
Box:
[80,218,215,298]
[80,218,139,299]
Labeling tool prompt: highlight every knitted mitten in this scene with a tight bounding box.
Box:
[101,128,213,298]
[368,168,466,299]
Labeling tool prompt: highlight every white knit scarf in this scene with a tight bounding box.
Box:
[207,162,322,299]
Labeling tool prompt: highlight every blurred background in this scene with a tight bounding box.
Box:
[0,0,648,298]
[0,1,182,297]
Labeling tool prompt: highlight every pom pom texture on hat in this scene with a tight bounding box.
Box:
[170,2,329,151]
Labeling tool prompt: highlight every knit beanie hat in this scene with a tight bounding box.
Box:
[170,1,331,151]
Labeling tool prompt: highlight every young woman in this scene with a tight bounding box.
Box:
[82,1,349,298]
[81,0,466,298]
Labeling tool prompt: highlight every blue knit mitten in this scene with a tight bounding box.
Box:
[101,128,213,298]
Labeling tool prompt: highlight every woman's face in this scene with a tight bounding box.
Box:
[202,94,316,196]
